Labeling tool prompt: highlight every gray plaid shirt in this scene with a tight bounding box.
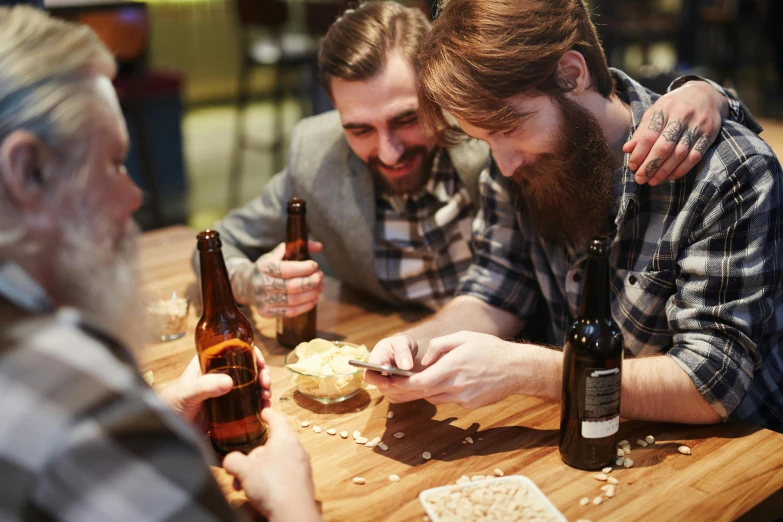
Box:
[375,149,479,310]
[458,69,783,432]
[0,264,239,521]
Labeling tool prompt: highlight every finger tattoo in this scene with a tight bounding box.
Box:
[252,272,268,299]
[648,110,665,133]
[301,277,315,291]
[645,158,663,177]
[662,119,683,142]
[261,262,282,276]
[680,126,701,149]
[694,134,711,155]
[264,293,288,305]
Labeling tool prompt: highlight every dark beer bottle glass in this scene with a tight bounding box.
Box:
[559,236,623,470]
[277,197,317,348]
[196,230,267,455]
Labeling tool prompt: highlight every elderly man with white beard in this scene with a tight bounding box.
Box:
[0,7,320,522]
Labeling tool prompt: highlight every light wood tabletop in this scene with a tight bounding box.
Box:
[139,225,783,522]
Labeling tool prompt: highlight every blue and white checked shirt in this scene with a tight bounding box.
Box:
[458,69,783,432]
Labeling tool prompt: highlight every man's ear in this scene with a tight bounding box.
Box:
[0,130,46,209]
[556,50,591,94]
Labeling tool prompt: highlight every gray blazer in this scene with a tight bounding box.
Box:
[203,110,490,305]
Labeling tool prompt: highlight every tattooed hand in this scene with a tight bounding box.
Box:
[227,241,324,319]
[624,80,727,186]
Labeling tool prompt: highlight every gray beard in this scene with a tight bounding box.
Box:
[51,219,146,356]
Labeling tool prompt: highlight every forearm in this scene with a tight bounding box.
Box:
[621,355,721,424]
[507,343,562,401]
[404,296,525,361]
[269,502,321,522]
[512,347,721,424]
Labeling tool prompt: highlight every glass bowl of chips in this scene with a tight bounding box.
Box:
[284,338,370,404]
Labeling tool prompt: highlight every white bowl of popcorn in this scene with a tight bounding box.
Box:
[284,339,370,404]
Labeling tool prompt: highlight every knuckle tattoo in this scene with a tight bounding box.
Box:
[647,110,664,133]
[262,262,282,276]
[645,158,663,177]
[662,119,683,142]
[695,134,711,155]
[264,293,288,305]
[301,277,315,291]
[680,126,701,149]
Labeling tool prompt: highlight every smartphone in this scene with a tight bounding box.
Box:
[348,359,417,377]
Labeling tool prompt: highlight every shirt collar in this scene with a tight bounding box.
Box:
[0,262,54,314]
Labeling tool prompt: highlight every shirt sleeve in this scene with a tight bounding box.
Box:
[668,74,764,134]
[666,153,783,420]
[29,391,242,522]
[456,162,541,321]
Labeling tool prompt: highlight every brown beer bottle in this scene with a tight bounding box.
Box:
[196,230,267,455]
[559,236,623,470]
[277,197,317,348]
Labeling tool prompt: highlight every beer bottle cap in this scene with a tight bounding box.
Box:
[588,236,610,256]
[197,229,222,251]
[287,197,307,214]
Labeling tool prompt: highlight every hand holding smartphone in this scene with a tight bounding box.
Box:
[348,359,417,377]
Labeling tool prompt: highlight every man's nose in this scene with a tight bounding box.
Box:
[491,148,521,178]
[377,132,404,166]
[125,177,143,214]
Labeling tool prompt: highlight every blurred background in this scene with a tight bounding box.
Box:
[42,0,783,231]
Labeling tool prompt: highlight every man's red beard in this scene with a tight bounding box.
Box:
[511,94,615,246]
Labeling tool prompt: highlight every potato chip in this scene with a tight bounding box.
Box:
[294,338,338,359]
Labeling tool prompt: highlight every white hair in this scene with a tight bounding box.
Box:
[0,6,116,249]
[0,7,116,146]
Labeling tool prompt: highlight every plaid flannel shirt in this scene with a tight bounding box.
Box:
[0,263,239,521]
[458,69,783,432]
[375,148,479,310]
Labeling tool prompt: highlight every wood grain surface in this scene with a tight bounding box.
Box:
[139,226,783,522]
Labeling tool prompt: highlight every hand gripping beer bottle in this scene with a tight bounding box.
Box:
[559,236,623,470]
[196,230,267,455]
[277,197,317,348]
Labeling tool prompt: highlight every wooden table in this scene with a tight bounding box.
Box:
[139,226,783,522]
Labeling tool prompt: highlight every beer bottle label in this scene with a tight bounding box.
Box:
[581,367,621,439]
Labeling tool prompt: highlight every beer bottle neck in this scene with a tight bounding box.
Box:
[199,249,241,316]
[284,214,309,261]
[578,254,611,319]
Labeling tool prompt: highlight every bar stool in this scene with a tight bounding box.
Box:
[227,0,318,209]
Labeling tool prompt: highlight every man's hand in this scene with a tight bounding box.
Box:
[369,331,525,409]
[624,80,727,186]
[223,409,321,522]
[366,334,419,370]
[159,349,272,431]
[230,241,325,318]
